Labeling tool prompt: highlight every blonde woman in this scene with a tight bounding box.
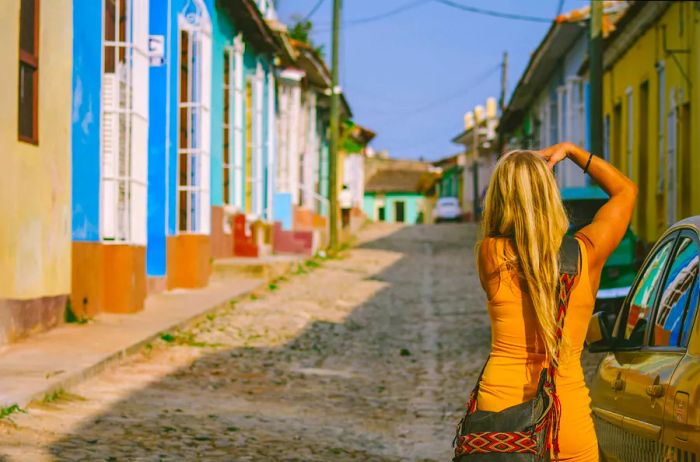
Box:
[475,144,636,461]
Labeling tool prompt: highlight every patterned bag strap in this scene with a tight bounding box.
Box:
[464,236,580,416]
[539,236,579,459]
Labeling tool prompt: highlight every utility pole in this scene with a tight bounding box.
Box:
[328,0,341,252]
[472,111,480,222]
[498,51,508,154]
[589,0,603,156]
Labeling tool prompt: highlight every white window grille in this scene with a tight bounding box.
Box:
[232,34,245,211]
[657,61,666,195]
[303,92,318,210]
[266,71,276,220]
[557,85,566,143]
[222,46,234,206]
[626,87,634,178]
[564,77,585,148]
[177,0,212,234]
[250,63,265,217]
[101,0,149,245]
[667,88,678,226]
[276,83,290,190]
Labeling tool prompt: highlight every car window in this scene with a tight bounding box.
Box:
[652,235,700,347]
[681,274,699,347]
[621,238,675,347]
[563,199,607,233]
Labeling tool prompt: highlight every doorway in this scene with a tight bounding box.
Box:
[394,201,406,223]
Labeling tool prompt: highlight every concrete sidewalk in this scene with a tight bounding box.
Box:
[0,256,303,409]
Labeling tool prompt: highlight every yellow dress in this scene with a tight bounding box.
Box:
[476,237,598,462]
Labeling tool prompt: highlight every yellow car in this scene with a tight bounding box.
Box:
[587,216,700,462]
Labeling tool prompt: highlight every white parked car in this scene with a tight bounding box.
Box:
[433,197,463,223]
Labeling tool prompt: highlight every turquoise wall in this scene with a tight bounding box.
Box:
[362,195,375,220]
[363,193,424,224]
[210,6,237,208]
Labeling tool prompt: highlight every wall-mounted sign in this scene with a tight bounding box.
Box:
[149,35,165,66]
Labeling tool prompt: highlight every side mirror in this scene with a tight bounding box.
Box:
[586,311,616,353]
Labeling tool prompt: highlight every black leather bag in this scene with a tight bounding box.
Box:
[452,236,580,462]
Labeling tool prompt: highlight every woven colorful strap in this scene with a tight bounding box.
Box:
[455,432,538,456]
[457,271,577,460]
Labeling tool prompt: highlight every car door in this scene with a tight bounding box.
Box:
[616,231,695,460]
[593,231,678,462]
[659,229,700,460]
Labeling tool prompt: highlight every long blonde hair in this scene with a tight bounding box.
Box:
[480,150,569,362]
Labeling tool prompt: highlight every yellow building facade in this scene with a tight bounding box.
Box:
[0,0,73,344]
[603,1,700,244]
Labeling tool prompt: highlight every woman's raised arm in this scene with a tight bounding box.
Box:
[539,143,638,274]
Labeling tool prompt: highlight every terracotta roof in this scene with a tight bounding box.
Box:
[365,169,434,194]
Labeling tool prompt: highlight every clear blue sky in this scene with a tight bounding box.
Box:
[276,0,590,161]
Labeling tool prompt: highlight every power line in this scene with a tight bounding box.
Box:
[313,0,430,29]
[433,0,552,23]
[303,0,326,21]
[367,62,501,121]
[555,0,565,17]
[344,0,430,25]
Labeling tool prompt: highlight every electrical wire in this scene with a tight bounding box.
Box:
[303,0,326,21]
[555,0,565,17]
[313,0,430,30]
[344,0,430,25]
[433,0,552,23]
[365,61,502,122]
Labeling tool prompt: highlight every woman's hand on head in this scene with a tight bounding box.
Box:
[537,143,571,169]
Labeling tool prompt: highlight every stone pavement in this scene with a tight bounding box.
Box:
[0,255,306,410]
[0,223,603,461]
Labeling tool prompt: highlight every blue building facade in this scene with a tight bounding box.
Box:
[68,0,344,317]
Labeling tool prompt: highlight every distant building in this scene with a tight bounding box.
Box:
[363,158,437,225]
[452,97,499,221]
[341,121,376,229]
[500,1,628,190]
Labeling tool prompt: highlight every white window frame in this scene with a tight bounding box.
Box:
[232,34,245,211]
[250,62,265,218]
[626,86,634,179]
[266,71,275,220]
[222,45,234,207]
[101,0,149,245]
[177,0,212,234]
[557,84,566,143]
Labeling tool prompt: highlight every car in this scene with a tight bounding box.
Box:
[433,196,463,223]
[561,186,641,314]
[586,215,700,462]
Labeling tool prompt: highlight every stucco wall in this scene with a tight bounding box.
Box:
[363,193,424,224]
[603,1,699,242]
[71,0,102,242]
[147,0,170,277]
[1,0,72,299]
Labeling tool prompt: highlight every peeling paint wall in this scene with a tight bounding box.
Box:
[0,0,73,300]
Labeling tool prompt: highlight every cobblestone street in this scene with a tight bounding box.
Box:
[0,223,601,461]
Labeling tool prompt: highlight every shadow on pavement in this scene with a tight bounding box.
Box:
[44,224,490,461]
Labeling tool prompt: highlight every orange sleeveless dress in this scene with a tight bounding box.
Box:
[476,237,598,462]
